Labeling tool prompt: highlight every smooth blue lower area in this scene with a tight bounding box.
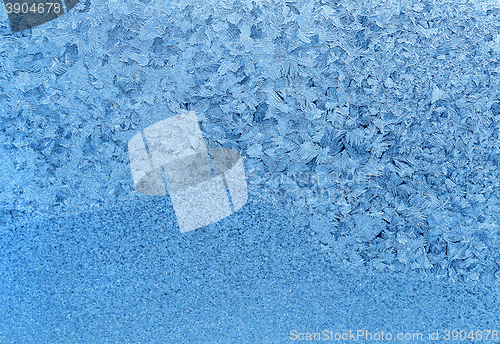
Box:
[1,198,499,343]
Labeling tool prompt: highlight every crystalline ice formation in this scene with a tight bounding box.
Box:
[128,111,248,232]
[4,0,500,280]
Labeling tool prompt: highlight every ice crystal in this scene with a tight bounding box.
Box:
[2,0,500,281]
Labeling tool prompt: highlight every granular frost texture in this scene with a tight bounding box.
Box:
[1,0,500,283]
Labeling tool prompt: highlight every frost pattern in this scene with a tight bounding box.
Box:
[1,0,500,282]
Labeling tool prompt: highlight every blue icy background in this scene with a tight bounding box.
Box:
[1,0,500,342]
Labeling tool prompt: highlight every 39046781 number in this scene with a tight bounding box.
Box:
[5,2,61,14]
[443,330,499,341]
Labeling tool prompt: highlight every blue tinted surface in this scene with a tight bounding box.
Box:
[1,198,499,343]
[2,0,500,342]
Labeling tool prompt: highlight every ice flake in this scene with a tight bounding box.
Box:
[246,143,263,158]
[431,86,446,104]
[296,141,319,163]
